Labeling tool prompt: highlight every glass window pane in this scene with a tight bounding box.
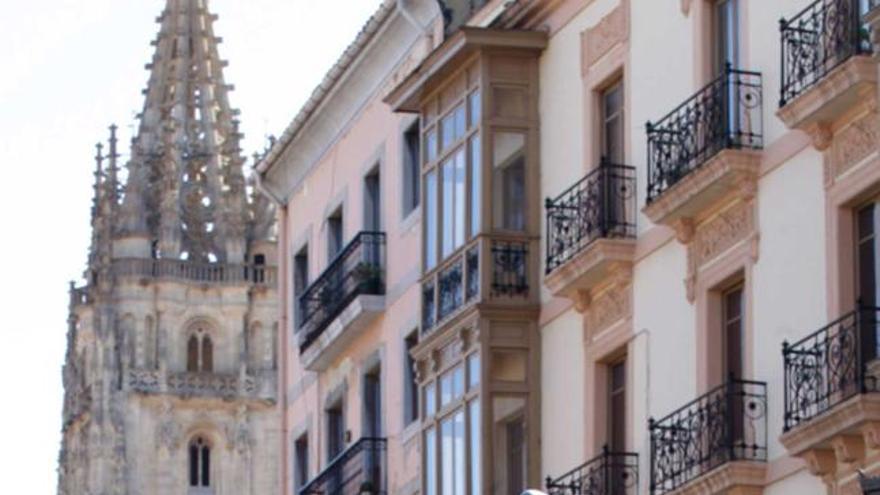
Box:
[441,417,454,495]
[454,105,466,141]
[440,370,453,407]
[426,427,437,495]
[453,365,465,399]
[454,410,466,495]
[467,354,480,390]
[427,129,438,163]
[492,133,526,231]
[454,149,466,250]
[469,136,481,238]
[426,171,437,270]
[469,400,480,495]
[442,112,455,150]
[468,91,481,128]
[426,382,436,417]
[442,159,455,258]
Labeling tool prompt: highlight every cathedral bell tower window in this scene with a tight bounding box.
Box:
[187,329,214,373]
[189,436,211,488]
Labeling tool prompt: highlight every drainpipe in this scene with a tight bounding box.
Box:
[254,168,289,495]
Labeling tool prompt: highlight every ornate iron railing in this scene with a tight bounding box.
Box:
[546,447,639,495]
[300,437,387,495]
[545,162,636,274]
[649,379,767,495]
[492,239,529,297]
[298,231,386,351]
[111,258,276,286]
[646,67,763,203]
[782,306,880,431]
[422,243,481,335]
[780,0,872,107]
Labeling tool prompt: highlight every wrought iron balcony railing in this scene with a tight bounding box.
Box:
[782,306,880,431]
[545,161,636,274]
[780,0,872,107]
[300,437,387,495]
[546,447,639,495]
[491,239,529,297]
[422,243,480,334]
[649,379,767,495]
[298,231,386,351]
[646,67,763,203]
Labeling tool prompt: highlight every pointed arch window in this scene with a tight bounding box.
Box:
[188,436,211,487]
[186,329,214,373]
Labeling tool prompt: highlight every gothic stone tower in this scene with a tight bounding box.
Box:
[58,1,279,494]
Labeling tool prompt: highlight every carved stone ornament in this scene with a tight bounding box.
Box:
[156,400,181,452]
[691,202,754,269]
[831,111,879,182]
[807,121,833,152]
[227,405,252,455]
[586,283,631,337]
[582,1,628,73]
[684,202,757,303]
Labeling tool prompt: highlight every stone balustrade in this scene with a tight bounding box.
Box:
[127,368,276,402]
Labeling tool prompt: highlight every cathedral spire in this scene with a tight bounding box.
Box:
[117,0,250,263]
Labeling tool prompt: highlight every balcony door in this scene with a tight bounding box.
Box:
[858,202,880,360]
[722,284,745,459]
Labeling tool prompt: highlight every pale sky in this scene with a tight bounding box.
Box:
[0,1,382,491]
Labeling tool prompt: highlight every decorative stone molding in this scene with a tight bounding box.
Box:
[777,55,877,149]
[684,201,758,303]
[585,281,632,338]
[781,394,880,489]
[643,149,761,229]
[807,121,834,152]
[581,1,628,74]
[544,238,636,314]
[690,202,754,269]
[128,369,270,402]
[668,460,766,495]
[829,111,880,184]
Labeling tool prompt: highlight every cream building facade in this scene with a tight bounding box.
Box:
[260,0,880,494]
[58,1,280,494]
[55,0,880,494]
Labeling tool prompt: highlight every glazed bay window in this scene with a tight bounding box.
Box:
[387,27,546,495]
[423,353,481,495]
[420,69,484,331]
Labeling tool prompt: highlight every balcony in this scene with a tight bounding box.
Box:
[644,68,762,228]
[546,447,639,495]
[111,258,276,286]
[778,0,876,138]
[649,379,767,495]
[422,235,533,334]
[298,231,386,370]
[544,162,636,310]
[126,369,276,402]
[780,307,880,477]
[300,437,387,495]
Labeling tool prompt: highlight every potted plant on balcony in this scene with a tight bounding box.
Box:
[352,262,383,294]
